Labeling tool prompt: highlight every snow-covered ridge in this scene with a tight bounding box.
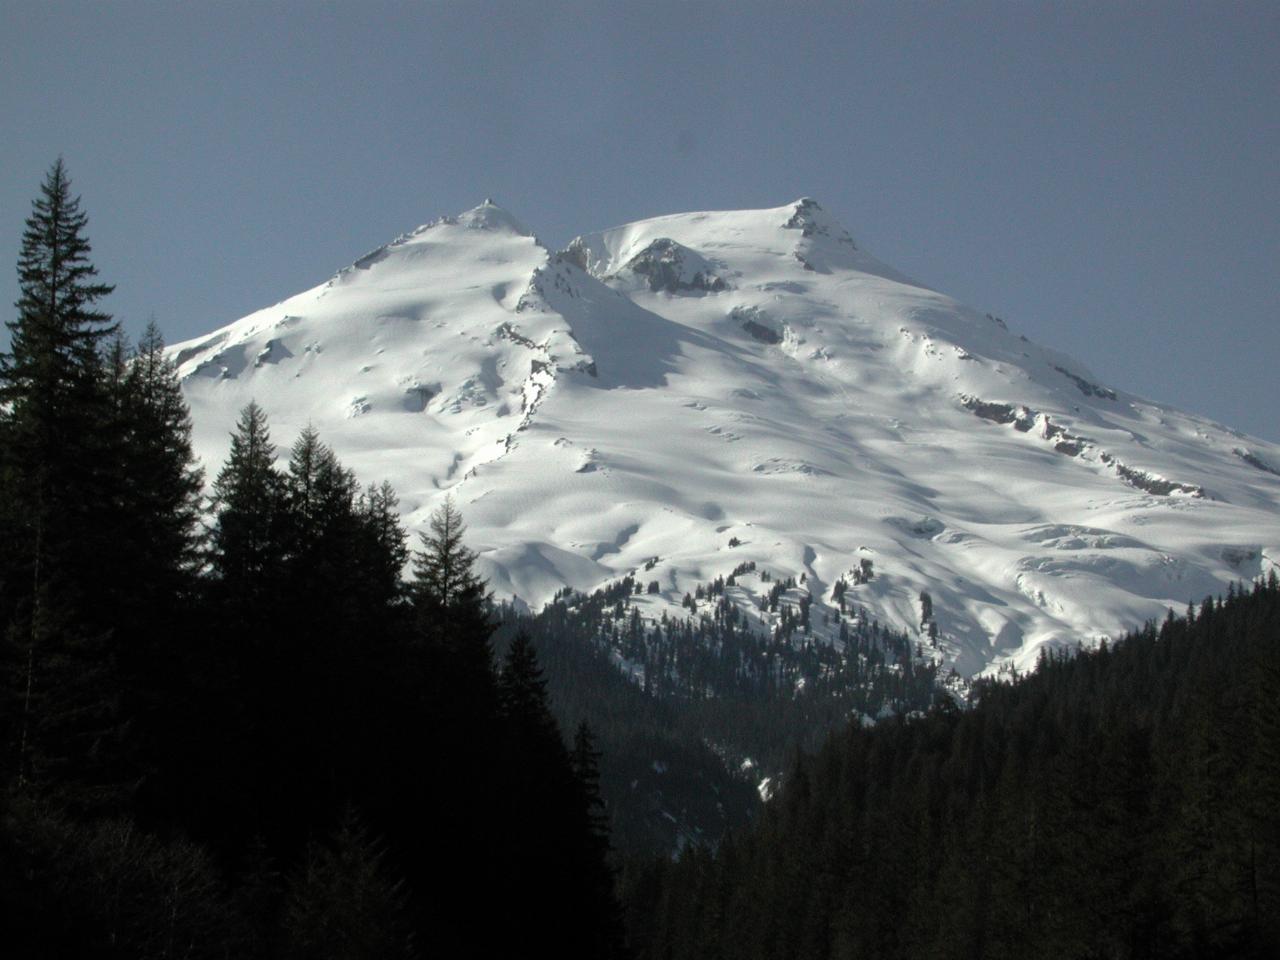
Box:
[171,199,1280,676]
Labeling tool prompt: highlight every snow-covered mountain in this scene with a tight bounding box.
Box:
[172,199,1280,675]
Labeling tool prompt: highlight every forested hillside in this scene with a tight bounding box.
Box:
[493,574,942,855]
[623,576,1280,959]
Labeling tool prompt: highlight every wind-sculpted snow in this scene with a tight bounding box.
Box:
[172,198,1280,675]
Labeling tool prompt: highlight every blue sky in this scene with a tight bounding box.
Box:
[3,0,1277,440]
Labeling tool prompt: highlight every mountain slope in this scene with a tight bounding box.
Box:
[172,199,1280,675]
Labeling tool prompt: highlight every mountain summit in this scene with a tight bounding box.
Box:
[171,199,1280,674]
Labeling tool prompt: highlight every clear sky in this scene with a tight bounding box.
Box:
[3,1,1277,441]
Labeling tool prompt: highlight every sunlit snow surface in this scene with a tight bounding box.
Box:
[173,199,1280,676]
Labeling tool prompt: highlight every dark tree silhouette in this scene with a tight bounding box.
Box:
[0,160,128,809]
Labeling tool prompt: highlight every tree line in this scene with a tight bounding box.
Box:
[0,161,624,957]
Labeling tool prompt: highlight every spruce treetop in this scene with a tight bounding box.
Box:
[4,159,116,397]
[211,401,285,592]
[411,496,494,673]
[215,401,276,499]
[412,495,487,614]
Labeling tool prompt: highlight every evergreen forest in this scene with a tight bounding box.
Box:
[622,577,1280,960]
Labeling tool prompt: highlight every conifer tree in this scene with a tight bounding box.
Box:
[494,635,629,958]
[0,160,128,807]
[0,160,118,567]
[113,320,205,617]
[411,496,490,643]
[2,159,116,413]
[286,426,351,535]
[283,426,359,602]
[211,402,285,608]
[356,481,408,610]
[410,497,494,697]
[572,720,629,959]
[0,159,119,615]
[497,632,562,750]
[572,720,609,840]
[282,813,415,960]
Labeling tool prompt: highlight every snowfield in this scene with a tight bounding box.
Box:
[172,199,1280,675]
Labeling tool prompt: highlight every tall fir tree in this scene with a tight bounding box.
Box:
[0,159,118,591]
[572,720,629,959]
[120,321,205,573]
[0,160,128,808]
[0,159,119,618]
[102,321,207,817]
[110,320,205,632]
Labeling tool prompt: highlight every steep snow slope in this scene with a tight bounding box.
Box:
[173,199,1280,675]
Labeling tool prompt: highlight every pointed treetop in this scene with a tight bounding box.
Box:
[413,495,483,608]
[498,632,560,745]
[13,157,114,323]
[411,495,494,663]
[214,401,278,505]
[3,158,117,403]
